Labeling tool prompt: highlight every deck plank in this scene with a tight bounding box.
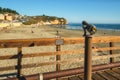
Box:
[60,68,120,80]
[92,73,106,80]
[78,74,84,80]
[61,77,69,80]
[97,71,118,80]
[113,68,120,74]
[68,76,81,80]
[78,74,94,80]
[105,70,120,79]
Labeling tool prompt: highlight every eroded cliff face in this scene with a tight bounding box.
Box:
[50,19,68,25]
[23,15,68,25]
[38,19,68,25]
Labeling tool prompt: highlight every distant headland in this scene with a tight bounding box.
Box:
[0,7,68,27]
[23,14,68,25]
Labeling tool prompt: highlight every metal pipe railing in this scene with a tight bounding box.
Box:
[4,61,120,80]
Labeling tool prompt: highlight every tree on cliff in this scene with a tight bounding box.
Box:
[0,7,19,14]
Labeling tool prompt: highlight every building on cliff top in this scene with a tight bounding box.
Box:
[0,14,5,21]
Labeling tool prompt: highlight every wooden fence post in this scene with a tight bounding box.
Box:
[110,42,114,69]
[56,44,61,71]
[55,31,62,80]
[17,47,22,78]
[84,35,92,80]
[110,42,114,63]
[56,30,61,71]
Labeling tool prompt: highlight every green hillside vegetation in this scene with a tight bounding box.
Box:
[23,15,67,25]
[0,7,19,14]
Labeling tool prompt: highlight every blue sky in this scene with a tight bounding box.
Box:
[0,0,120,23]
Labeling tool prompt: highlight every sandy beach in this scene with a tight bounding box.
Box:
[0,25,120,78]
[0,25,120,39]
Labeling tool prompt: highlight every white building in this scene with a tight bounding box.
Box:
[0,14,5,20]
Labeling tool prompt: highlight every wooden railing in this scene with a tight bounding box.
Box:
[0,36,120,80]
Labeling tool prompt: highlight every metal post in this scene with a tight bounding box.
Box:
[84,35,92,80]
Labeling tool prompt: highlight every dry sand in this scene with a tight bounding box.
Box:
[0,25,119,39]
[0,25,120,79]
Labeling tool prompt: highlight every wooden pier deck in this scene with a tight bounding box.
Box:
[61,68,120,80]
[0,36,120,80]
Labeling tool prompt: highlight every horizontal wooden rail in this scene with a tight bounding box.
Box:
[93,53,120,61]
[1,52,120,72]
[92,36,120,43]
[0,36,120,48]
[0,38,84,48]
[0,58,83,71]
[92,46,120,52]
[0,46,120,60]
[0,49,84,60]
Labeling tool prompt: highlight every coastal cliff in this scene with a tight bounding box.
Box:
[23,15,68,25]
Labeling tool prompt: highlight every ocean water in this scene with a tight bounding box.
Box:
[67,23,120,31]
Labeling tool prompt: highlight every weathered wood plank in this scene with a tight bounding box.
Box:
[92,73,106,80]
[0,55,18,60]
[92,53,120,61]
[21,58,83,69]
[92,47,120,52]
[0,66,16,71]
[112,68,120,74]
[60,69,120,80]
[1,55,120,72]
[97,71,117,80]
[0,36,119,48]
[92,36,120,43]
[0,42,35,48]
[63,38,84,44]
[0,61,56,71]
[0,58,83,71]
[78,74,84,80]
[0,38,56,48]
[69,69,120,80]
[1,46,120,60]
[0,49,84,60]
[78,74,95,80]
[0,38,84,48]
[68,76,81,80]
[105,70,120,79]
[60,77,69,80]
[0,38,55,43]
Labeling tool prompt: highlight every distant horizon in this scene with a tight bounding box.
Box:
[0,0,120,24]
[68,22,120,24]
[27,14,120,24]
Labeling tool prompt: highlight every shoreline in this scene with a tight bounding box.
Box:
[0,25,119,39]
[68,23,120,31]
[47,25,120,37]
